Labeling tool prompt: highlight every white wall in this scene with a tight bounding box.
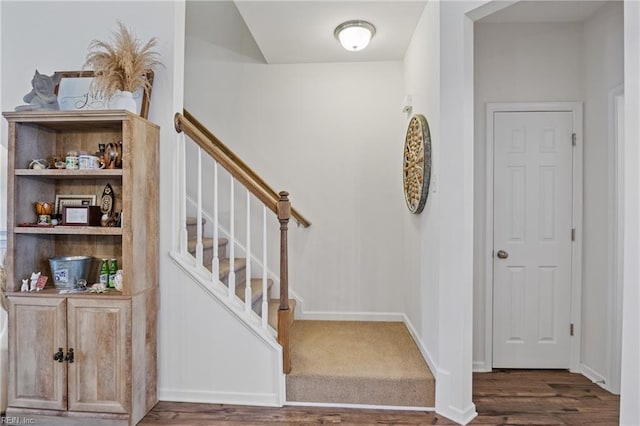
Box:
[473,22,584,370]
[1,0,285,407]
[185,2,411,318]
[403,0,440,377]
[582,1,624,387]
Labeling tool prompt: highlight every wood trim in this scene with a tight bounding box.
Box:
[278,192,291,374]
[175,111,311,227]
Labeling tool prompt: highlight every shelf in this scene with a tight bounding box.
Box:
[15,169,123,179]
[15,225,123,235]
[6,288,128,299]
[2,110,159,131]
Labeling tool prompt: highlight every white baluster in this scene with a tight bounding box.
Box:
[245,189,252,314]
[178,132,188,255]
[262,205,268,328]
[212,162,220,282]
[228,178,236,299]
[195,148,203,267]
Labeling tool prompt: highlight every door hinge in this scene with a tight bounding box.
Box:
[571,228,576,241]
[572,133,577,146]
[570,323,574,336]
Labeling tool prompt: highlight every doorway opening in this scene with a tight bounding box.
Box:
[472,0,624,394]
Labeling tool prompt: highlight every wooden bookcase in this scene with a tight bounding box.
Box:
[2,110,159,426]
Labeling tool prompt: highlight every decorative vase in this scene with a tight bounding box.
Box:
[113,90,137,114]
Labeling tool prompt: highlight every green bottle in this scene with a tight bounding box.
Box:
[108,258,118,288]
[99,259,109,285]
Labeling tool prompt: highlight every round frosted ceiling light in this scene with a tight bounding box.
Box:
[334,20,376,52]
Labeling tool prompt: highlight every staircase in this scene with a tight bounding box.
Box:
[175,110,434,410]
[185,216,295,328]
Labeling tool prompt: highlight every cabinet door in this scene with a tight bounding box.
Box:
[8,297,67,410]
[67,298,130,413]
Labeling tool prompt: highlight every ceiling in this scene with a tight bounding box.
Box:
[478,0,613,24]
[233,1,427,64]
[232,0,613,64]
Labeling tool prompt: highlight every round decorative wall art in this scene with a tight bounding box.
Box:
[403,114,431,214]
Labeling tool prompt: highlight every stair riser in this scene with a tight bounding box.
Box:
[220,267,246,288]
[189,241,229,265]
[251,286,270,316]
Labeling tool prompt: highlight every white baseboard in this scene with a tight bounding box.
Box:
[402,315,441,380]
[298,310,405,322]
[473,361,491,372]
[158,388,281,407]
[580,363,607,390]
[285,400,435,412]
[437,402,478,426]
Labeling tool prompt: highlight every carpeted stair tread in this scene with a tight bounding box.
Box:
[217,258,246,279]
[186,237,228,253]
[235,278,273,305]
[185,216,205,226]
[286,320,435,407]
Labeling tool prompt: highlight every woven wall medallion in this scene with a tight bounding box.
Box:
[403,114,431,214]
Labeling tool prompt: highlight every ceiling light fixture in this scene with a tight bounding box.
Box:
[334,20,376,52]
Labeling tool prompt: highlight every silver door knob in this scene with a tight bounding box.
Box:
[496,250,509,259]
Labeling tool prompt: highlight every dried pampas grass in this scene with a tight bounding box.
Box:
[84,21,162,99]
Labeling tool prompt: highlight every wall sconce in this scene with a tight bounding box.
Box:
[334,20,376,52]
[402,94,413,114]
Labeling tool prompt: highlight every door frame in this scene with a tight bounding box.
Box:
[484,102,583,372]
[606,85,624,393]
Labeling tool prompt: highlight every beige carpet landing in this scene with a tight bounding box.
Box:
[286,321,435,407]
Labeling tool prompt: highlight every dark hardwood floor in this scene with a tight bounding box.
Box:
[140,370,619,425]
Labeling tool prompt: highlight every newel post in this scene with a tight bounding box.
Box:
[277,191,292,374]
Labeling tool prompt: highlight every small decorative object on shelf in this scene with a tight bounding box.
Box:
[35,275,48,291]
[65,151,80,170]
[35,201,53,225]
[108,258,118,288]
[28,159,49,169]
[90,282,108,293]
[29,272,40,292]
[100,183,115,225]
[83,21,162,116]
[15,70,61,112]
[50,214,60,226]
[20,279,28,292]
[113,269,124,291]
[99,258,109,286]
[79,154,101,170]
[62,205,102,226]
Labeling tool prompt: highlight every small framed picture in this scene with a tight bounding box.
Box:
[55,194,97,216]
[54,70,153,119]
[62,205,102,226]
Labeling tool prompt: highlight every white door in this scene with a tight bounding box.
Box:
[492,110,574,368]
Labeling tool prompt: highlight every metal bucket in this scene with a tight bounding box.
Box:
[48,256,94,290]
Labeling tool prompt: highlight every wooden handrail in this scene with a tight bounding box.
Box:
[176,111,311,228]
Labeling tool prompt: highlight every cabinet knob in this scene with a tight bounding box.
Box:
[65,348,74,363]
[54,348,64,362]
